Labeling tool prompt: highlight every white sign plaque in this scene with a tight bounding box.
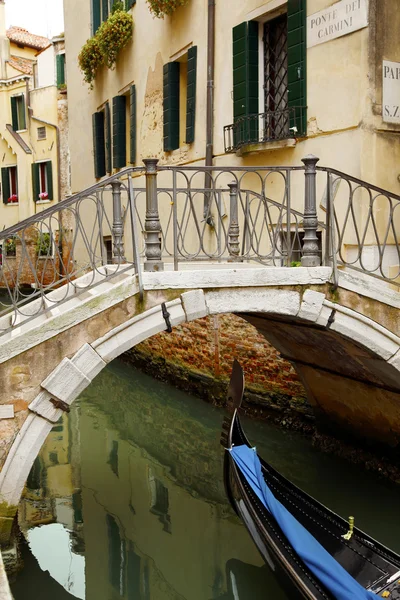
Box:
[383,60,400,124]
[307,0,369,48]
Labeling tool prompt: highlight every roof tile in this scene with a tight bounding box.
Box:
[7,26,51,51]
[8,55,34,75]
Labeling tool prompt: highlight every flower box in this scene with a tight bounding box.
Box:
[38,192,49,201]
[7,195,18,204]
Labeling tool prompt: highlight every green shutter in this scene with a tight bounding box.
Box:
[92,0,101,34]
[130,85,136,164]
[56,54,65,88]
[185,46,197,144]
[19,95,26,130]
[112,95,126,169]
[232,21,258,144]
[92,111,106,178]
[32,163,40,202]
[102,0,109,21]
[105,102,112,174]
[125,0,136,8]
[1,168,10,204]
[163,62,180,152]
[46,161,54,200]
[10,97,18,130]
[287,0,307,136]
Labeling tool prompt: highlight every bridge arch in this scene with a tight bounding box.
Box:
[0,269,399,522]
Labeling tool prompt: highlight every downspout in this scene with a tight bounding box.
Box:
[204,0,215,220]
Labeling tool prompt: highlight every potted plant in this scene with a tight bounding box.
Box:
[36,232,52,257]
[78,36,104,88]
[97,8,133,68]
[38,192,49,201]
[8,194,18,203]
[147,0,189,18]
[5,237,16,257]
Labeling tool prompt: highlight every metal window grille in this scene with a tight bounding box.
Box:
[263,14,289,141]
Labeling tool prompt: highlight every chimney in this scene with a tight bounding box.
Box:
[0,0,10,79]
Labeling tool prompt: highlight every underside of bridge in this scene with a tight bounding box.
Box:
[242,313,400,453]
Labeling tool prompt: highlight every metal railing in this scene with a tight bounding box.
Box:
[0,155,398,336]
[224,107,306,153]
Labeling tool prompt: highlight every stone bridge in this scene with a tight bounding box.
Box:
[0,263,399,543]
[0,157,399,545]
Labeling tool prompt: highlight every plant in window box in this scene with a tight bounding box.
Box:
[78,36,104,88]
[97,9,133,68]
[36,232,52,257]
[38,192,49,201]
[147,0,189,18]
[7,194,18,204]
[5,237,16,257]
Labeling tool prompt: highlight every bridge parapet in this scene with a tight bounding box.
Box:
[0,157,398,336]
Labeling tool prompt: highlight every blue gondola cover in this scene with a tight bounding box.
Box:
[230,445,378,600]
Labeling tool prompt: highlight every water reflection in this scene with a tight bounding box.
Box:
[12,361,286,599]
[11,360,400,599]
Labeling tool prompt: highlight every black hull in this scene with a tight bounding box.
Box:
[222,410,400,599]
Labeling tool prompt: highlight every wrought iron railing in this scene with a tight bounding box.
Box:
[224,107,306,153]
[0,156,398,335]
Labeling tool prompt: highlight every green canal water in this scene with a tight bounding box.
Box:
[10,360,400,599]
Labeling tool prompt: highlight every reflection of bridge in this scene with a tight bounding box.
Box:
[0,156,399,543]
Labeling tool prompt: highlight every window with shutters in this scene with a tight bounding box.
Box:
[225,1,306,153]
[1,166,18,204]
[93,104,112,178]
[163,46,197,151]
[113,95,126,169]
[32,161,54,202]
[56,53,66,88]
[11,94,26,131]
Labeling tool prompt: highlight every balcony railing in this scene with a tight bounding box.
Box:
[224,107,306,153]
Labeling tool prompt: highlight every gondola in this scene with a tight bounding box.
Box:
[221,360,400,600]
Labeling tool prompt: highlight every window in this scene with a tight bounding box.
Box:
[37,126,46,140]
[92,102,112,178]
[32,161,54,201]
[11,94,26,131]
[106,514,126,596]
[1,166,18,204]
[163,46,197,151]
[226,1,306,152]
[103,236,113,263]
[113,95,127,169]
[108,440,119,477]
[56,53,66,88]
[263,14,289,141]
[148,471,171,533]
[92,0,135,34]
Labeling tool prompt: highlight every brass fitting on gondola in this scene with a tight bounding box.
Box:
[342,516,355,541]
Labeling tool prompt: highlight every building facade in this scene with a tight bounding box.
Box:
[63,0,399,277]
[0,0,69,230]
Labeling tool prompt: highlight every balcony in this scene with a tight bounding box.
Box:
[224,107,306,154]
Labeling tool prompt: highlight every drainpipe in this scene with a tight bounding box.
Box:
[204,0,215,220]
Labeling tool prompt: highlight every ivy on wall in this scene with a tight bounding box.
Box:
[78,6,133,87]
[146,0,189,18]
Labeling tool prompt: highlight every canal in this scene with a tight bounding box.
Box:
[9,359,400,599]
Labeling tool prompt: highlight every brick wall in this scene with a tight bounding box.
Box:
[133,314,307,404]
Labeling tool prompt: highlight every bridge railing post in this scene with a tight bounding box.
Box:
[143,158,163,272]
[111,181,125,264]
[227,180,240,261]
[301,154,321,267]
